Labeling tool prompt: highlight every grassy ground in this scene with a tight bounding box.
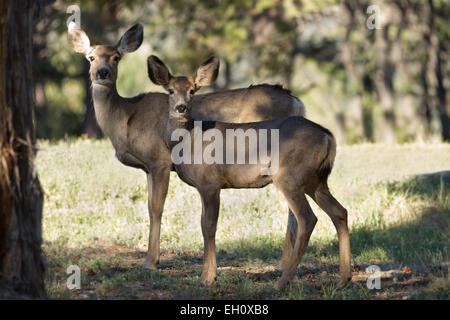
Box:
[36,139,449,300]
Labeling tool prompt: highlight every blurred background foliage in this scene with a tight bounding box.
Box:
[33,0,449,144]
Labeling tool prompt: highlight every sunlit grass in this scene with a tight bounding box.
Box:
[36,139,450,299]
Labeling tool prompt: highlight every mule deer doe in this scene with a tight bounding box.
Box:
[67,23,306,272]
[148,56,352,289]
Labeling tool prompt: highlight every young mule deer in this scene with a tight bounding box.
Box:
[68,23,305,272]
[149,56,352,289]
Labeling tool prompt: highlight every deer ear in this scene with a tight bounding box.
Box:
[147,55,173,86]
[67,22,91,55]
[116,23,143,55]
[193,56,220,88]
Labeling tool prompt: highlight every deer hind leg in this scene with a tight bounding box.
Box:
[279,203,314,272]
[143,167,171,270]
[199,187,221,286]
[275,186,317,290]
[310,184,352,285]
[279,209,296,271]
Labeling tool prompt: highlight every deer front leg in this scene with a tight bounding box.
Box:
[143,167,171,270]
[199,187,221,286]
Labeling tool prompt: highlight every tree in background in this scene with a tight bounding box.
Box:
[425,0,449,141]
[373,0,398,144]
[33,0,449,144]
[0,0,48,298]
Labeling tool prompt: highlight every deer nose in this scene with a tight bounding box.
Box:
[96,68,110,79]
[176,104,187,113]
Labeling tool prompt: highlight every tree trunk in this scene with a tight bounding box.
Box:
[341,1,364,141]
[224,60,232,89]
[0,0,46,299]
[34,79,46,138]
[335,111,347,145]
[427,0,450,141]
[81,59,103,138]
[436,47,449,141]
[420,58,432,137]
[374,25,397,144]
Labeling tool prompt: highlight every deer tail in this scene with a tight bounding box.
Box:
[317,132,336,183]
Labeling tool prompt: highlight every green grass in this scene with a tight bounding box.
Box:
[37,139,450,299]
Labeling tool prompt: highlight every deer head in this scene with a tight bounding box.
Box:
[147,55,220,119]
[68,22,143,87]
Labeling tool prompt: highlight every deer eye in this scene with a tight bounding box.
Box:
[113,56,120,63]
[189,89,195,95]
[88,56,95,62]
[168,89,174,95]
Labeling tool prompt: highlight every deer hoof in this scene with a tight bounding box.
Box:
[202,274,217,287]
[336,274,352,288]
[268,288,279,296]
[274,277,289,290]
[142,261,158,270]
[277,260,289,272]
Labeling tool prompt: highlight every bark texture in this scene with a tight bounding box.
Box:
[374,24,397,144]
[0,0,46,299]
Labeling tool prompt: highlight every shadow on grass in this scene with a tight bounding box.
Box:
[310,171,448,273]
[386,170,450,202]
[216,171,449,272]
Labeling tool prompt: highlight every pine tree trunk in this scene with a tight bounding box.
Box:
[436,48,449,141]
[0,0,46,299]
[341,1,365,141]
[374,25,397,144]
[427,0,450,141]
[420,58,432,138]
[224,61,232,89]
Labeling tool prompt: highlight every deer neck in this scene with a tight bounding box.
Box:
[91,83,125,139]
[166,114,194,150]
